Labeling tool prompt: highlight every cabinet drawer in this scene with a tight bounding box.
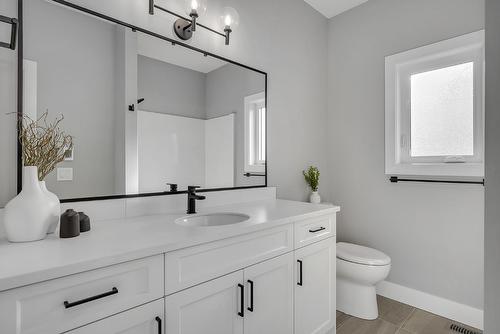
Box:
[67,299,164,334]
[0,255,164,334]
[294,214,335,248]
[165,225,293,294]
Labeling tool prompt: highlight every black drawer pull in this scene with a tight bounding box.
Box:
[309,227,326,233]
[64,287,118,309]
[237,284,245,317]
[297,260,303,286]
[247,280,254,312]
[155,316,162,334]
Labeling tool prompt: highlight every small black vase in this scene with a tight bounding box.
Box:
[60,209,80,238]
[78,212,91,232]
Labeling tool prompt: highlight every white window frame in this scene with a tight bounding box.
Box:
[385,30,485,177]
[244,92,266,174]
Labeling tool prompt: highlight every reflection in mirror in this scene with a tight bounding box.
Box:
[22,0,266,201]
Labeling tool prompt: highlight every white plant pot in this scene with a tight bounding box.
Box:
[40,181,61,234]
[4,166,52,242]
[310,191,321,204]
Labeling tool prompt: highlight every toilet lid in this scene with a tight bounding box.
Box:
[336,242,391,266]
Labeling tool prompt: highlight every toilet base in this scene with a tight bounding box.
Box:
[337,278,379,320]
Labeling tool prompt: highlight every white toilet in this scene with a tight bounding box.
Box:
[336,242,391,320]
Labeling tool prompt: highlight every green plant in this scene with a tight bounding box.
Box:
[303,166,320,192]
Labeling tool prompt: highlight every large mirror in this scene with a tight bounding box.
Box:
[21,0,267,201]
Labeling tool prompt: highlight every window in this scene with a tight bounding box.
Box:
[385,30,484,177]
[244,92,266,173]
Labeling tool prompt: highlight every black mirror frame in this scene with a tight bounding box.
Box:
[17,0,267,203]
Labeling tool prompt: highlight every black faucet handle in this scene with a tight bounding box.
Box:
[188,185,201,192]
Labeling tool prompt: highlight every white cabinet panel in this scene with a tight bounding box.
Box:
[165,271,244,334]
[295,238,336,334]
[68,299,164,334]
[165,225,293,294]
[0,255,164,334]
[294,214,335,249]
[243,253,294,334]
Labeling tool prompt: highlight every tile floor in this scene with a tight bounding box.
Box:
[335,295,482,334]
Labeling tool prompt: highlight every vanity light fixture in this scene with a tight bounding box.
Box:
[148,0,239,45]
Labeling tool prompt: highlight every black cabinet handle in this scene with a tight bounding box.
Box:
[309,227,326,233]
[237,283,244,317]
[247,280,254,312]
[297,260,303,286]
[155,316,162,334]
[63,287,118,309]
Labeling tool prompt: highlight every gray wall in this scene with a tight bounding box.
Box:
[485,0,500,331]
[138,55,206,119]
[23,0,117,199]
[205,63,265,187]
[327,0,485,308]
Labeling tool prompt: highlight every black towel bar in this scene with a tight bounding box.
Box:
[0,15,18,50]
[244,173,265,177]
[390,176,484,186]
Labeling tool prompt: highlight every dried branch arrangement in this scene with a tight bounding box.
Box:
[19,112,73,181]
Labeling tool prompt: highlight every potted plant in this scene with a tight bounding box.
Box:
[4,112,73,242]
[303,166,321,204]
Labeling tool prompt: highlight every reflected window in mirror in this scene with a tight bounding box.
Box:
[244,92,266,174]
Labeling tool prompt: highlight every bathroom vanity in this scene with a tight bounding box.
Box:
[0,1,340,333]
[0,198,339,334]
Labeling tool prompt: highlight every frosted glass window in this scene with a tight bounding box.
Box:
[410,62,474,157]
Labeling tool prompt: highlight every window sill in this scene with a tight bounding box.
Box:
[385,162,484,178]
[244,165,265,174]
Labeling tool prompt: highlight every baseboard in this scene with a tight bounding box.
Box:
[376,280,483,330]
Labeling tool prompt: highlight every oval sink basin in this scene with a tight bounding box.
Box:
[176,213,250,227]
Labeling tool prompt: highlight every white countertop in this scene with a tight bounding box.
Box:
[0,199,339,292]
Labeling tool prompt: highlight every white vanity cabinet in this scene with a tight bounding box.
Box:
[294,238,336,334]
[67,299,164,334]
[244,252,295,334]
[165,252,295,334]
[0,209,338,334]
[165,270,244,334]
[0,255,164,334]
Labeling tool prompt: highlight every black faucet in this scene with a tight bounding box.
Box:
[187,186,206,214]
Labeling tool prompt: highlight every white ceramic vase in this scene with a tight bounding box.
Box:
[310,191,321,204]
[4,166,52,242]
[40,181,61,234]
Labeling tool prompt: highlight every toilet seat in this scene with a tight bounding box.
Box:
[337,242,391,266]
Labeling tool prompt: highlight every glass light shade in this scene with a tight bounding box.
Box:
[185,0,207,16]
[220,7,239,29]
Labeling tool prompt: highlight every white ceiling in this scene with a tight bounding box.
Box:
[137,34,227,74]
[303,0,369,18]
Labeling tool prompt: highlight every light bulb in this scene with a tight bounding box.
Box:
[220,7,239,29]
[190,0,198,11]
[184,0,206,16]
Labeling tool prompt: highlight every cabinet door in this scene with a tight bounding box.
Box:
[165,271,244,334]
[295,238,336,334]
[67,299,163,334]
[243,252,294,334]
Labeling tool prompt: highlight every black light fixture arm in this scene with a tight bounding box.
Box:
[149,1,229,42]
[0,15,18,50]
